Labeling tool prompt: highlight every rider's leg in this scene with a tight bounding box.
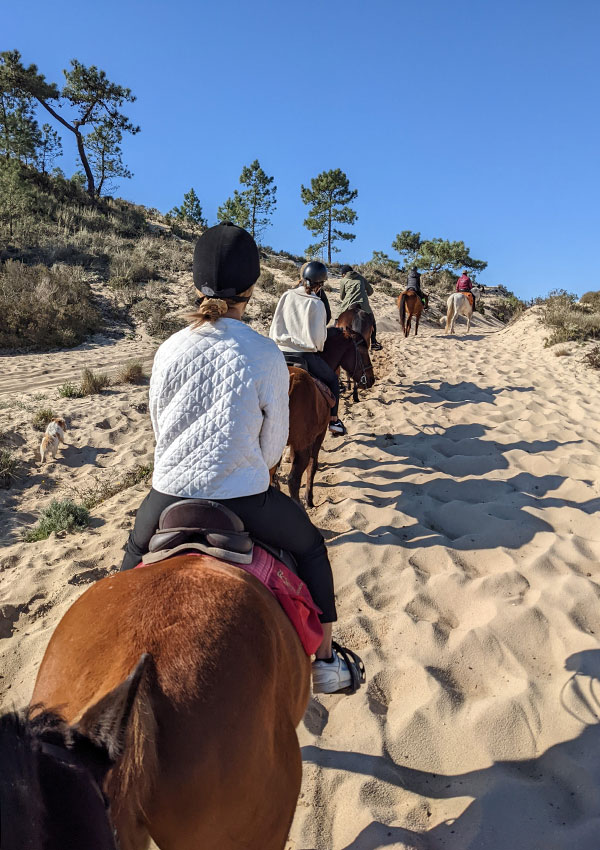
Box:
[220,487,337,657]
[120,488,181,570]
[304,353,341,421]
[370,314,382,349]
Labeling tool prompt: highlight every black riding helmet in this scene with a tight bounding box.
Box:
[302,261,328,287]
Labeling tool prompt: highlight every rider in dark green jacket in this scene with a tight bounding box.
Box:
[338,265,382,350]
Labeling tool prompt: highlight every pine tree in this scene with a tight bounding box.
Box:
[300,168,357,264]
[86,121,131,197]
[391,230,487,274]
[217,160,276,240]
[1,50,139,197]
[0,159,35,236]
[169,187,206,226]
[238,159,276,241]
[37,123,62,174]
[0,75,41,165]
[217,190,250,230]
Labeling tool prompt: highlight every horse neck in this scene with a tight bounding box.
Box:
[322,331,350,372]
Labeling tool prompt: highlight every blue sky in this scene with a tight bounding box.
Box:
[5,0,599,299]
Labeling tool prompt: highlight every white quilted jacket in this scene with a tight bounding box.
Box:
[149,318,289,499]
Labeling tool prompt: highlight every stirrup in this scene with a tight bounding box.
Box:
[332,641,366,694]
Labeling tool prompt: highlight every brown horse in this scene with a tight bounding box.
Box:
[281,328,375,505]
[0,555,310,850]
[286,366,330,507]
[335,306,374,346]
[397,290,424,337]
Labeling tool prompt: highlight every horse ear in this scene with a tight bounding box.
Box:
[75,654,151,762]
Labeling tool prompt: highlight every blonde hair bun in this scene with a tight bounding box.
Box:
[190,297,229,326]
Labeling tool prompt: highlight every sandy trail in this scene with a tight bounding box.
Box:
[2,298,600,850]
[288,309,600,849]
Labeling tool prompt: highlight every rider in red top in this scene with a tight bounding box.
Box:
[456,271,476,307]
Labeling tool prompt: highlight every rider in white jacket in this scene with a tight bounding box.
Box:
[121,224,362,695]
[270,261,346,436]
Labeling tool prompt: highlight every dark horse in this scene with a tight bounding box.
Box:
[335,306,374,346]
[335,308,375,401]
[0,555,310,850]
[281,327,374,506]
[397,290,424,337]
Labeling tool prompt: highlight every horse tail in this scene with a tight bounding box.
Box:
[399,293,407,330]
[445,295,454,333]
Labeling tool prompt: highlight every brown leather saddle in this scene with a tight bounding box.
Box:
[143,499,298,573]
[284,354,336,408]
[143,500,253,566]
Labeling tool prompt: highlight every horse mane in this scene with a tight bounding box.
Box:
[0,707,64,846]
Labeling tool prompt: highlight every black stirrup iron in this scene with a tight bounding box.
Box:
[332,641,366,694]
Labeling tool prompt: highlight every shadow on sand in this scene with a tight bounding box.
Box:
[301,651,600,850]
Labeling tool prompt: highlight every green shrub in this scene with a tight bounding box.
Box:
[80,368,111,396]
[541,289,600,346]
[0,448,18,488]
[58,381,84,399]
[378,279,401,298]
[115,361,145,384]
[0,261,102,350]
[493,294,525,323]
[32,407,55,431]
[580,291,600,310]
[24,499,90,542]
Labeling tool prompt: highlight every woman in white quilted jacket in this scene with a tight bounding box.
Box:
[121,223,363,695]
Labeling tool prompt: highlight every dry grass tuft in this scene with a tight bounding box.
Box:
[0,262,102,350]
[80,368,111,396]
[115,361,145,385]
[32,408,56,432]
[78,463,153,510]
[0,447,19,488]
[584,345,600,370]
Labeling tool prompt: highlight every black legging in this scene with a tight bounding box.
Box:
[370,315,378,346]
[303,353,339,417]
[120,486,337,623]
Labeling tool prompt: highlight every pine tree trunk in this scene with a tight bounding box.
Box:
[75,130,95,197]
[327,209,332,264]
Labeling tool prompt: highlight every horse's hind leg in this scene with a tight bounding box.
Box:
[352,380,358,402]
[288,448,310,505]
[405,316,411,338]
[466,311,472,333]
[415,314,420,336]
[305,432,326,509]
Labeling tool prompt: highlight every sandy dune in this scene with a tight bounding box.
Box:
[2,290,600,850]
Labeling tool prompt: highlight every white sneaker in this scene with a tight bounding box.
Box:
[312,652,352,694]
[329,419,346,436]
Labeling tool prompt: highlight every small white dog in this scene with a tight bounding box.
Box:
[40,418,67,463]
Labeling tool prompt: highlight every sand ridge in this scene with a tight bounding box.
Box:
[2,289,600,849]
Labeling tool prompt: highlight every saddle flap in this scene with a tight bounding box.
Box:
[158,499,245,533]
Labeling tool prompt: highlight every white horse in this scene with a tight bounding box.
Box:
[445,292,474,334]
